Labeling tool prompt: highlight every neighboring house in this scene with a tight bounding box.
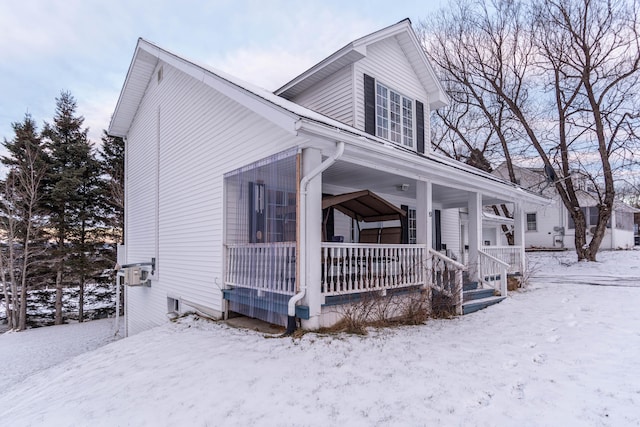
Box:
[492,163,637,250]
[109,19,548,336]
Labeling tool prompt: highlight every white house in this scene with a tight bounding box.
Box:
[492,163,637,250]
[108,19,548,336]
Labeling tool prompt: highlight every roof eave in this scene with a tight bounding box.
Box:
[275,45,366,99]
[108,38,159,138]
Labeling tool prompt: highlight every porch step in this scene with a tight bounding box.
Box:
[463,288,495,302]
[463,281,478,291]
[462,296,506,315]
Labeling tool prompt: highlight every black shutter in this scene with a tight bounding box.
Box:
[248,182,265,243]
[434,209,442,250]
[364,74,376,135]
[416,100,425,153]
[401,205,409,244]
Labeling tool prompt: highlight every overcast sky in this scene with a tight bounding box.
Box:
[0,0,443,147]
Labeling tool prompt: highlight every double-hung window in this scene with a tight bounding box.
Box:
[376,82,414,147]
[526,213,537,231]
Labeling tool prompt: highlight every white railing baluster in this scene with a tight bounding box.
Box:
[482,246,522,275]
[224,243,297,295]
[428,249,466,314]
[318,243,428,297]
[478,250,509,296]
[226,243,441,299]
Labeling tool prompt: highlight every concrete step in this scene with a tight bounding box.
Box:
[462,296,506,315]
[463,288,495,302]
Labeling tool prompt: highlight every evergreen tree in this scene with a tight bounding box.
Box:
[41,91,101,323]
[99,130,125,245]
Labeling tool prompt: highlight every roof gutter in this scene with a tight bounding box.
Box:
[286,139,345,334]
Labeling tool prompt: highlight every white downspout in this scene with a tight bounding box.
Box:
[286,141,345,333]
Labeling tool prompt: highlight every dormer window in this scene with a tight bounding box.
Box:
[364,74,425,153]
[375,83,414,147]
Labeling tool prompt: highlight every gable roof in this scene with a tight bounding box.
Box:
[274,19,448,109]
[108,38,303,138]
[108,36,548,207]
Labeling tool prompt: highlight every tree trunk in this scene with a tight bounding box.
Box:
[572,210,590,261]
[54,267,63,325]
[491,205,514,245]
[7,236,19,329]
[18,237,31,331]
[78,280,84,323]
[1,257,13,330]
[18,278,27,331]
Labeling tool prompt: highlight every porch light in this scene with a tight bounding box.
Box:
[399,183,410,192]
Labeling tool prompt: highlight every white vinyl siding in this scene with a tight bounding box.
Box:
[354,37,430,145]
[125,62,302,335]
[439,208,461,257]
[290,64,353,125]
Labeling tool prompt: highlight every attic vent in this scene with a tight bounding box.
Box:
[157,66,164,83]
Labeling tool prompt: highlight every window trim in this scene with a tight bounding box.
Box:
[375,82,414,148]
[526,212,537,232]
[407,207,417,244]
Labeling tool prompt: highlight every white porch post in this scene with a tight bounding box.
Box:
[467,192,482,281]
[417,181,433,288]
[513,204,526,274]
[416,180,432,247]
[301,147,322,330]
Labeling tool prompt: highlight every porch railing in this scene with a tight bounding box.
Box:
[481,246,523,274]
[321,243,426,297]
[428,249,466,315]
[478,250,509,297]
[225,242,296,295]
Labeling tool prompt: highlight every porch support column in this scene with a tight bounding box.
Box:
[416,180,432,287]
[416,181,432,246]
[301,147,323,330]
[513,203,526,275]
[467,191,482,282]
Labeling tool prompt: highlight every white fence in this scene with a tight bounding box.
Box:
[225,243,296,295]
[321,243,426,296]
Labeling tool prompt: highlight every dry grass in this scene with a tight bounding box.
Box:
[325,288,438,335]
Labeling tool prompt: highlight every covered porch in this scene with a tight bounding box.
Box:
[222,146,534,329]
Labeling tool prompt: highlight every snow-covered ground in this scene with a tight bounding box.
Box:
[0,318,122,393]
[0,250,639,426]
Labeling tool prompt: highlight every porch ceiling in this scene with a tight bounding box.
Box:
[322,161,514,208]
[323,161,418,198]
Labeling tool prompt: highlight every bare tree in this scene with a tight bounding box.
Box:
[0,115,47,330]
[421,0,640,260]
